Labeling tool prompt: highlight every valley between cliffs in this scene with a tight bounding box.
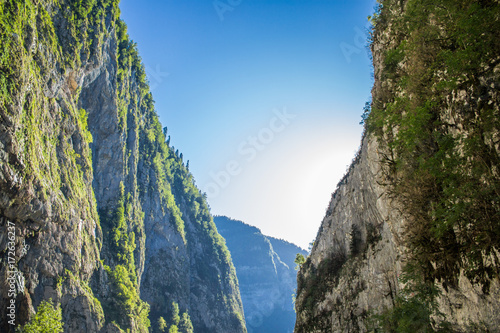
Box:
[214,216,307,333]
[1,0,499,332]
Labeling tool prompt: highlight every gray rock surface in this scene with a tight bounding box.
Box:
[295,134,500,333]
[295,135,403,333]
[294,1,500,331]
[0,1,246,332]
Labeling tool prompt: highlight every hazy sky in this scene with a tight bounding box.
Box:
[119,0,376,250]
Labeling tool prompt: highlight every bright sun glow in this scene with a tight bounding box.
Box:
[208,117,362,249]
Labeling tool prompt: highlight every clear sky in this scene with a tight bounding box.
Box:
[119,0,376,250]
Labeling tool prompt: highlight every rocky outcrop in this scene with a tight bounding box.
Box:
[214,216,307,333]
[0,1,246,332]
[295,137,500,333]
[295,0,500,332]
[294,135,404,332]
[0,1,107,331]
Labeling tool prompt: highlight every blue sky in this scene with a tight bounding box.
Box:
[119,0,376,250]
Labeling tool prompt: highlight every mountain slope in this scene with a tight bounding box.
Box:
[268,237,307,270]
[214,216,307,333]
[0,1,246,332]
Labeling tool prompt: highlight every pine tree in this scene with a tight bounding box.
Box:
[158,317,167,332]
[179,311,194,333]
[18,299,63,333]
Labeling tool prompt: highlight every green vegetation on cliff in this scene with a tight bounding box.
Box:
[1,0,245,332]
[367,0,500,330]
[0,0,105,219]
[156,302,193,333]
[98,6,242,332]
[18,299,64,333]
[0,1,107,330]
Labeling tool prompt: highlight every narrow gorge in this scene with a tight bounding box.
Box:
[214,215,307,333]
[1,0,499,332]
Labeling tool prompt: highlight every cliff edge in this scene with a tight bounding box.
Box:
[295,1,500,332]
[0,1,246,332]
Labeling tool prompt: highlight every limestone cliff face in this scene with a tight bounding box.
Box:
[295,0,500,332]
[0,1,109,331]
[295,117,500,332]
[294,135,404,332]
[0,1,246,332]
[214,216,307,333]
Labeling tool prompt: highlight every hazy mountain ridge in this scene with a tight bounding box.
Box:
[0,1,245,332]
[214,216,307,333]
[268,237,307,269]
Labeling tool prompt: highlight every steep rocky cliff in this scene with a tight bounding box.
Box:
[294,133,403,332]
[214,216,307,333]
[295,0,500,332]
[0,1,246,332]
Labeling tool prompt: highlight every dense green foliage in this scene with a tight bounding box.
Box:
[100,183,137,272]
[367,0,500,329]
[179,312,194,333]
[170,301,180,329]
[294,253,306,270]
[158,317,168,332]
[155,302,193,333]
[18,299,64,333]
[63,0,120,68]
[100,185,149,333]
[103,264,150,330]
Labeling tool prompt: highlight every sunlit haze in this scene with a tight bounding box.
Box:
[119,0,376,250]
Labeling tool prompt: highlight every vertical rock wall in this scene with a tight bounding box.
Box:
[295,0,500,331]
[0,1,246,332]
[294,135,404,332]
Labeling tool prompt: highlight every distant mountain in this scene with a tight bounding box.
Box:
[214,216,308,333]
[268,237,307,269]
